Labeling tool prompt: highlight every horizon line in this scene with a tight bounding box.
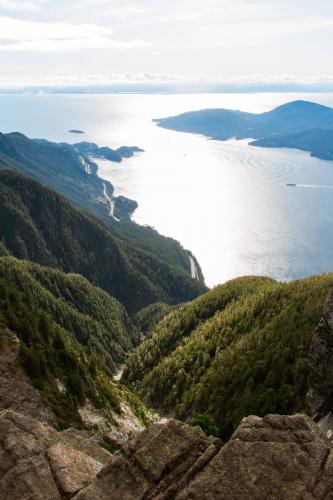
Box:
[2,81,333,94]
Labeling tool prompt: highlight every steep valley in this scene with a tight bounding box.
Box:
[1,118,333,497]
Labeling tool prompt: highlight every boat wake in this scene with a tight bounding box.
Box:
[295,184,333,189]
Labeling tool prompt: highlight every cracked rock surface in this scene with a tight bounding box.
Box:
[0,410,110,500]
[1,410,333,499]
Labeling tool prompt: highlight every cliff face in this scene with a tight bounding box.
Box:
[308,287,333,427]
[0,336,56,426]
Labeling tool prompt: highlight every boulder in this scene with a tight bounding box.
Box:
[0,410,59,499]
[0,410,111,499]
[74,419,222,499]
[59,427,112,465]
[0,455,61,500]
[47,442,103,495]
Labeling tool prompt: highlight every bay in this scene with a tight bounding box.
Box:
[1,92,333,286]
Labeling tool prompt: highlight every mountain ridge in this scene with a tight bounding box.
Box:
[154,100,333,142]
[0,130,203,278]
[0,169,206,314]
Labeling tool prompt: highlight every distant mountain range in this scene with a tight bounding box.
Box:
[155,100,333,161]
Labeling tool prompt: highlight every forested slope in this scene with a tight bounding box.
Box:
[0,257,148,428]
[0,256,139,372]
[125,274,333,438]
[0,131,204,277]
[0,169,206,313]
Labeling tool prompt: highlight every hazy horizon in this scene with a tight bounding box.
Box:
[0,0,333,91]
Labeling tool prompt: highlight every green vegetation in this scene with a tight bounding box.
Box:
[0,256,140,373]
[125,275,333,439]
[189,414,220,437]
[0,169,206,314]
[0,132,205,278]
[0,280,120,428]
[110,220,205,282]
[99,437,120,454]
[135,302,176,335]
[0,132,108,217]
[0,256,154,429]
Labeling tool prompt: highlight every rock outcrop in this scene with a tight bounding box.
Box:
[0,410,111,499]
[75,414,333,500]
[77,399,146,447]
[1,410,333,498]
[74,418,221,500]
[177,414,333,499]
[2,288,333,499]
[0,336,56,426]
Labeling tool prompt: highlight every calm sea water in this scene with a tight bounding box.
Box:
[1,92,333,287]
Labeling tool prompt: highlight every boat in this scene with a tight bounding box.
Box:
[286,183,296,187]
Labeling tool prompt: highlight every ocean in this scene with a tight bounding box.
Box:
[1,91,333,286]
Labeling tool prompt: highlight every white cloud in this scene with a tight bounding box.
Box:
[0,0,43,11]
[0,16,147,51]
[161,15,333,50]
[0,1,332,83]
[2,72,333,88]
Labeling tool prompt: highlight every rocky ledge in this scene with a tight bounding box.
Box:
[2,287,333,499]
[1,410,333,499]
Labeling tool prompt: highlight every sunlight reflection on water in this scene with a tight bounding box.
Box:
[1,92,333,286]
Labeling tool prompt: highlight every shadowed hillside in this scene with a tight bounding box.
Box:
[0,169,206,313]
[0,132,203,277]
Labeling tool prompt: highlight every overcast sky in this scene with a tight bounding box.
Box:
[1,0,333,88]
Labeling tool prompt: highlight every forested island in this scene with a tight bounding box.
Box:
[155,100,333,161]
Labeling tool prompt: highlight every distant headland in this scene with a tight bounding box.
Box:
[154,100,333,162]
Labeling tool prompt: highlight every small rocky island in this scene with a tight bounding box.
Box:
[74,142,144,163]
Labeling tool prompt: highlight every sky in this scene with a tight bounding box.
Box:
[0,0,333,89]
